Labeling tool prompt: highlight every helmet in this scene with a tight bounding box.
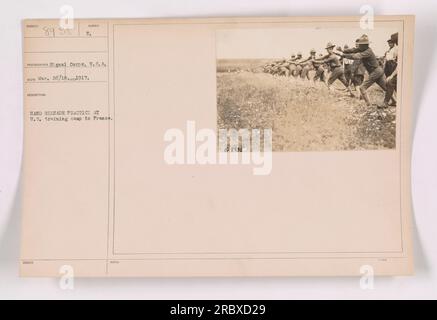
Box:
[356,34,369,45]
[325,42,335,49]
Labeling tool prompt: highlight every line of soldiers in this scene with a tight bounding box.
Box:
[263,33,398,109]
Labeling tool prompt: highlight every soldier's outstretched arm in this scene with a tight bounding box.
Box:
[342,53,359,60]
[299,57,311,64]
[343,50,371,60]
[342,47,359,54]
[314,54,330,61]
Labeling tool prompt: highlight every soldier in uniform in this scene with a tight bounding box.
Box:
[263,61,272,73]
[341,34,387,106]
[337,39,366,94]
[263,62,271,73]
[378,34,398,108]
[270,60,281,75]
[312,53,327,84]
[349,39,366,90]
[378,65,397,109]
[342,44,354,86]
[278,58,290,76]
[383,33,398,77]
[315,42,354,96]
[299,49,317,80]
[292,52,304,78]
[287,53,296,76]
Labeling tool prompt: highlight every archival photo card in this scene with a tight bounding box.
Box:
[21,16,414,277]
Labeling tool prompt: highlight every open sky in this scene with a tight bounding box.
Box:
[217,26,399,59]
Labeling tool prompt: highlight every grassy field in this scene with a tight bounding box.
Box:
[217,71,396,152]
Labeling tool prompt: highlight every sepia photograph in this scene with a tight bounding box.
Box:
[216,26,400,151]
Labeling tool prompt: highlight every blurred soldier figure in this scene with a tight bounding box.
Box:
[292,52,304,78]
[379,65,397,109]
[378,33,399,108]
[263,62,271,73]
[341,34,387,106]
[378,66,397,109]
[278,58,290,76]
[268,63,276,74]
[383,33,398,77]
[299,49,317,80]
[287,53,297,76]
[315,42,353,96]
[263,61,271,73]
[270,60,281,75]
[349,39,366,90]
[342,45,354,85]
[337,39,366,95]
[312,53,327,84]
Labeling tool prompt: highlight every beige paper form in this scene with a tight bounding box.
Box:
[21,16,415,277]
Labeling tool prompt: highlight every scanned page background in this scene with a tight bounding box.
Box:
[21,16,414,277]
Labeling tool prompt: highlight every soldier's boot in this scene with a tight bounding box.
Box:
[356,86,363,99]
[389,96,397,106]
[377,102,389,109]
[359,86,371,106]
